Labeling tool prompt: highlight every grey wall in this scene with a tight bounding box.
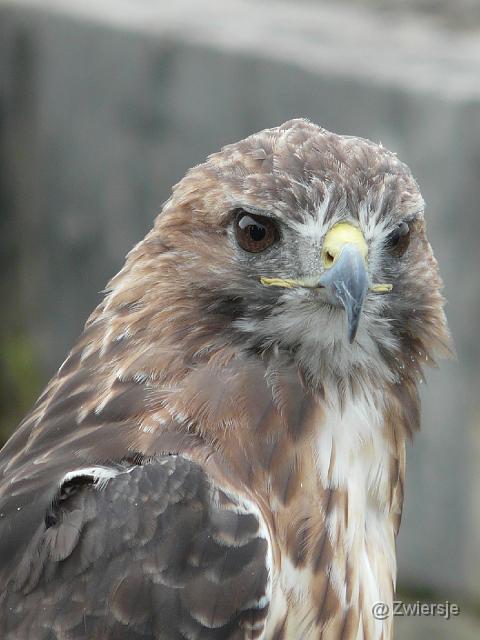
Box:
[1,0,480,636]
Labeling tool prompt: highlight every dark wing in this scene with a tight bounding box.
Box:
[0,456,270,640]
[0,319,211,571]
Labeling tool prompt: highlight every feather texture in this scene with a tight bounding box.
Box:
[0,119,452,639]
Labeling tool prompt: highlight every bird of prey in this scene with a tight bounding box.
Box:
[0,119,452,640]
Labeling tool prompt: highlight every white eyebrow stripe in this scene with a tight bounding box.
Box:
[288,183,341,241]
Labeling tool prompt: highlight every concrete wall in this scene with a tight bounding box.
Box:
[1,0,480,636]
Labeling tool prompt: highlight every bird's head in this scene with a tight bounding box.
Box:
[113,119,452,393]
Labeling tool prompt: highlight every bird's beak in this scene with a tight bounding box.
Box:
[318,222,369,343]
[260,221,393,343]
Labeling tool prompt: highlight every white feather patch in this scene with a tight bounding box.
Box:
[60,466,120,489]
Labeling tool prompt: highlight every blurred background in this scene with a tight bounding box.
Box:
[1,0,480,637]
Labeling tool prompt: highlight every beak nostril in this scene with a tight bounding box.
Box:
[324,250,335,267]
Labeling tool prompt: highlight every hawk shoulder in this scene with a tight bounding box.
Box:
[0,455,270,640]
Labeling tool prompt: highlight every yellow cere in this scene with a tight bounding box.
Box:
[321,222,368,268]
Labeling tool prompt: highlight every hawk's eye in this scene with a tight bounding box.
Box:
[235,211,279,253]
[385,221,411,256]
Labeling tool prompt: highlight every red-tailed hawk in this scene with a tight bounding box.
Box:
[0,119,452,639]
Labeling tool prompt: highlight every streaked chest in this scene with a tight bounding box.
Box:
[266,395,397,640]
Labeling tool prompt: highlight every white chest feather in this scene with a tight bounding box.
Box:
[319,397,395,634]
[273,395,396,640]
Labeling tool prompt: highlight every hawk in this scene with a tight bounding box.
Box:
[0,119,452,639]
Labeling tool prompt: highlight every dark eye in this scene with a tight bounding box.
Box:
[234,211,279,253]
[385,221,411,256]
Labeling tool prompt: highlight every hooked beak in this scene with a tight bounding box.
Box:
[318,222,369,343]
[260,222,392,343]
[318,242,368,343]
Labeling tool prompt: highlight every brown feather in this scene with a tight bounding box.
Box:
[0,119,453,639]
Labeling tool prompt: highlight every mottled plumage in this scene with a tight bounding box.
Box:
[0,119,452,639]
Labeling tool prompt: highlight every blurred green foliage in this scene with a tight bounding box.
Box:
[0,330,42,447]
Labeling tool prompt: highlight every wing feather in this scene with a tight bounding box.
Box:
[0,456,270,639]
